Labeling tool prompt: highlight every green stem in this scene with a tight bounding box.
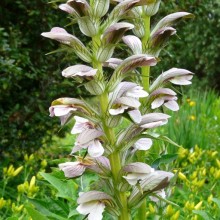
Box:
[92,35,130,220]
[141,15,151,92]
[137,14,151,220]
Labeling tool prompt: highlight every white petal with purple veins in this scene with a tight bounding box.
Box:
[151,97,164,109]
[71,116,89,134]
[50,105,76,117]
[164,100,179,111]
[128,110,142,123]
[122,35,142,54]
[134,138,152,150]
[77,129,103,146]
[62,65,97,77]
[88,140,104,158]
[59,162,86,178]
[125,86,148,98]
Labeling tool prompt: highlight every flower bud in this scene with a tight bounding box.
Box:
[0,198,6,209]
[194,201,203,210]
[13,166,23,177]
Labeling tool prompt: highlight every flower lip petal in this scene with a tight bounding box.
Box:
[77,191,112,204]
[134,138,153,151]
[123,162,154,173]
[164,100,179,111]
[88,140,104,158]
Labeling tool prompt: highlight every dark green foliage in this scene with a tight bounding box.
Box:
[156,0,220,89]
[0,0,84,158]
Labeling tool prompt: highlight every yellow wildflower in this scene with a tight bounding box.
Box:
[0,198,6,209]
[194,201,203,210]
[189,115,196,121]
[189,101,196,106]
[171,210,180,220]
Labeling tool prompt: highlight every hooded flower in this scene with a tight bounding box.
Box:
[133,138,153,151]
[109,82,148,122]
[150,68,194,91]
[41,27,78,44]
[76,191,112,220]
[150,88,179,111]
[71,116,94,134]
[71,129,104,158]
[62,65,97,79]
[139,113,170,129]
[123,162,155,185]
[49,105,77,125]
[59,156,95,178]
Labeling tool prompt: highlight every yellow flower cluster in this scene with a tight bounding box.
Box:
[3,165,23,178]
[17,176,39,198]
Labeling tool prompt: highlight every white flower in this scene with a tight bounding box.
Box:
[150,88,179,111]
[41,27,76,44]
[109,82,148,120]
[62,65,97,78]
[150,68,194,91]
[76,191,112,220]
[72,129,104,158]
[139,113,170,129]
[133,138,153,151]
[149,189,166,202]
[49,105,76,125]
[71,116,93,134]
[59,162,86,178]
[123,162,154,185]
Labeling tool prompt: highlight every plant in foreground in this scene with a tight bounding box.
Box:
[41,0,194,219]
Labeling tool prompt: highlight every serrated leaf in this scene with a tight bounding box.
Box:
[25,205,49,220]
[192,210,214,220]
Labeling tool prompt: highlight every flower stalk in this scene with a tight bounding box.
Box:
[41,1,194,219]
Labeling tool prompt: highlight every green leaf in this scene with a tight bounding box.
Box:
[29,198,69,220]
[192,210,214,220]
[25,205,49,220]
[152,154,178,169]
[212,198,220,210]
[40,172,77,201]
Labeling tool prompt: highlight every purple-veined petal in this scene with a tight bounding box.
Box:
[151,97,164,109]
[140,120,167,129]
[88,140,104,158]
[76,129,103,146]
[116,54,157,74]
[103,58,123,69]
[41,27,76,44]
[71,116,90,134]
[77,191,112,204]
[140,113,170,127]
[62,65,97,77]
[134,138,152,150]
[122,35,142,54]
[151,12,194,35]
[123,173,147,185]
[103,22,134,44]
[71,144,82,154]
[151,88,177,96]
[128,110,142,123]
[59,3,75,14]
[67,0,90,16]
[59,161,86,178]
[164,100,179,111]
[169,75,193,85]
[123,162,154,173]
[115,96,141,108]
[109,105,129,115]
[87,202,105,220]
[125,85,148,98]
[140,170,174,191]
[49,105,77,117]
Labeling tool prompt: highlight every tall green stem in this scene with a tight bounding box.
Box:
[92,36,130,220]
[137,14,151,220]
